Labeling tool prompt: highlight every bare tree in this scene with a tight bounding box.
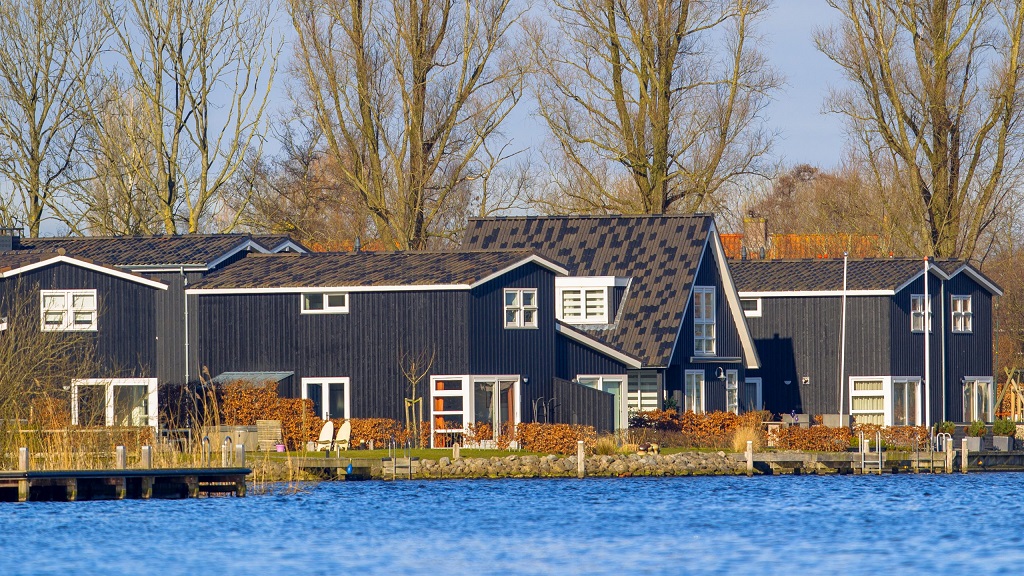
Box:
[818,0,1024,258]
[532,0,781,215]
[0,0,106,236]
[288,0,528,250]
[99,0,280,234]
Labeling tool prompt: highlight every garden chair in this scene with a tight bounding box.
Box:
[335,420,351,451]
[315,420,335,451]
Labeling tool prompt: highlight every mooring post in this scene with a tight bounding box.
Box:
[961,438,969,474]
[577,440,585,479]
[116,445,127,470]
[745,440,753,476]
[141,446,152,469]
[453,443,460,460]
[221,437,232,467]
[236,444,245,467]
[18,447,29,502]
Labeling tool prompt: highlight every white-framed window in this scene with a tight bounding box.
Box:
[627,371,661,414]
[559,288,609,324]
[577,375,628,430]
[952,295,973,333]
[41,289,97,331]
[744,377,763,412]
[429,375,521,448]
[891,378,922,426]
[301,292,349,314]
[726,369,739,414]
[740,298,762,318]
[850,378,885,425]
[693,286,716,355]
[302,377,350,420]
[684,370,705,414]
[72,378,158,428]
[504,288,538,328]
[910,294,932,332]
[963,377,993,422]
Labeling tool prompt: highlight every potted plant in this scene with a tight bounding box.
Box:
[964,420,987,452]
[992,419,1016,451]
[935,421,955,435]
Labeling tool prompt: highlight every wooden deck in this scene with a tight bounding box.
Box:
[0,468,250,502]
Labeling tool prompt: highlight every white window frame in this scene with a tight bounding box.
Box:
[910,294,932,332]
[627,371,661,414]
[849,376,922,426]
[963,377,993,422]
[577,374,629,430]
[693,286,716,355]
[301,377,351,420]
[71,378,158,428]
[725,369,739,414]
[429,375,521,447]
[740,298,762,318]
[684,370,705,414]
[891,377,923,426]
[41,289,97,331]
[300,292,349,314]
[951,295,973,333]
[558,287,609,324]
[744,377,763,412]
[503,288,538,329]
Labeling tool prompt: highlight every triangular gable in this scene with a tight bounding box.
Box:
[0,255,168,290]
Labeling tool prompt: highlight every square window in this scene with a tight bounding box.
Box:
[504,288,538,329]
[41,290,96,331]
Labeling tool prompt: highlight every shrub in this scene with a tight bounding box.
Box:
[967,420,988,437]
[630,409,771,449]
[770,425,852,452]
[993,419,1016,436]
[592,435,620,455]
[935,421,955,435]
[515,423,596,454]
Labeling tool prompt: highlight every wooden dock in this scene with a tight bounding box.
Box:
[0,467,250,502]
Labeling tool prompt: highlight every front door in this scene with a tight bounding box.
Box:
[473,378,518,442]
[302,378,350,420]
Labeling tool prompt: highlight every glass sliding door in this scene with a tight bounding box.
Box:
[892,379,921,426]
[72,378,158,428]
[963,378,993,422]
[302,378,350,420]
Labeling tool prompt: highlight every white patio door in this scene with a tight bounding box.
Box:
[302,378,350,420]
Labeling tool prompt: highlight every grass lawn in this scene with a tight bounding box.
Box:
[249,448,547,460]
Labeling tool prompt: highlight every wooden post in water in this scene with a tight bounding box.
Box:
[945,441,954,474]
[65,479,77,502]
[141,446,152,469]
[577,440,585,479]
[18,447,29,502]
[961,438,969,474]
[116,446,127,469]
[745,441,753,476]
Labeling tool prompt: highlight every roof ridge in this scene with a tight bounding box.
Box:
[467,214,713,221]
[27,232,259,241]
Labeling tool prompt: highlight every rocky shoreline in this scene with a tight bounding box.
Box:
[413,452,744,479]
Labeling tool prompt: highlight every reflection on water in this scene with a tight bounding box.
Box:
[2,474,1023,575]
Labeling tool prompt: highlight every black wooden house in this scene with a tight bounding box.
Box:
[731,258,1001,425]
[463,215,760,425]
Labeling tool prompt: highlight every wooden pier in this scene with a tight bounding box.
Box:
[0,467,250,502]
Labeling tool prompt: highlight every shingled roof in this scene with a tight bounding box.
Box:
[16,234,297,268]
[463,215,714,367]
[0,250,168,288]
[731,258,961,293]
[189,250,565,290]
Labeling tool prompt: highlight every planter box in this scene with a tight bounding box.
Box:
[963,436,982,452]
[993,436,1014,452]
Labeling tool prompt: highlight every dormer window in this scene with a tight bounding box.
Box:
[560,288,608,324]
[301,292,349,314]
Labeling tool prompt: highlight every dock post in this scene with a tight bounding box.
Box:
[577,440,585,479]
[65,479,77,502]
[141,446,152,469]
[18,447,29,502]
[945,442,953,474]
[235,444,245,467]
[236,478,247,497]
[140,477,153,499]
[453,443,460,460]
[221,437,232,467]
[114,478,126,500]
[116,445,127,469]
[961,438,969,474]
[745,440,753,476]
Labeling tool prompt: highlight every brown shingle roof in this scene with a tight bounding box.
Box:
[730,258,957,292]
[17,234,276,267]
[463,215,713,366]
[190,250,553,289]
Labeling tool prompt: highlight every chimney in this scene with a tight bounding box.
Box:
[354,237,361,252]
[742,216,768,258]
[0,227,21,252]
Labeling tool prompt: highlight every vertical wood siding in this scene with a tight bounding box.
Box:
[943,272,994,421]
[890,274,943,422]
[3,263,158,378]
[550,378,614,433]
[554,332,629,380]
[148,271,204,385]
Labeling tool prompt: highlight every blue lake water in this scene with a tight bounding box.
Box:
[2,473,1023,575]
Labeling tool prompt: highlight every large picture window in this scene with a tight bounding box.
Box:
[504,289,538,328]
[850,379,884,425]
[963,378,993,422]
[693,286,716,355]
[951,295,973,333]
[41,290,97,331]
[72,378,158,427]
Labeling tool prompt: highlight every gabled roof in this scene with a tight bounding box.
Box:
[187,250,567,292]
[16,233,303,269]
[730,258,1002,296]
[463,215,714,367]
[0,251,168,289]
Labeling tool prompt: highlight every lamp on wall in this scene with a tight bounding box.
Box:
[801,376,810,386]
[715,367,725,381]
[523,375,530,385]
[784,380,792,386]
